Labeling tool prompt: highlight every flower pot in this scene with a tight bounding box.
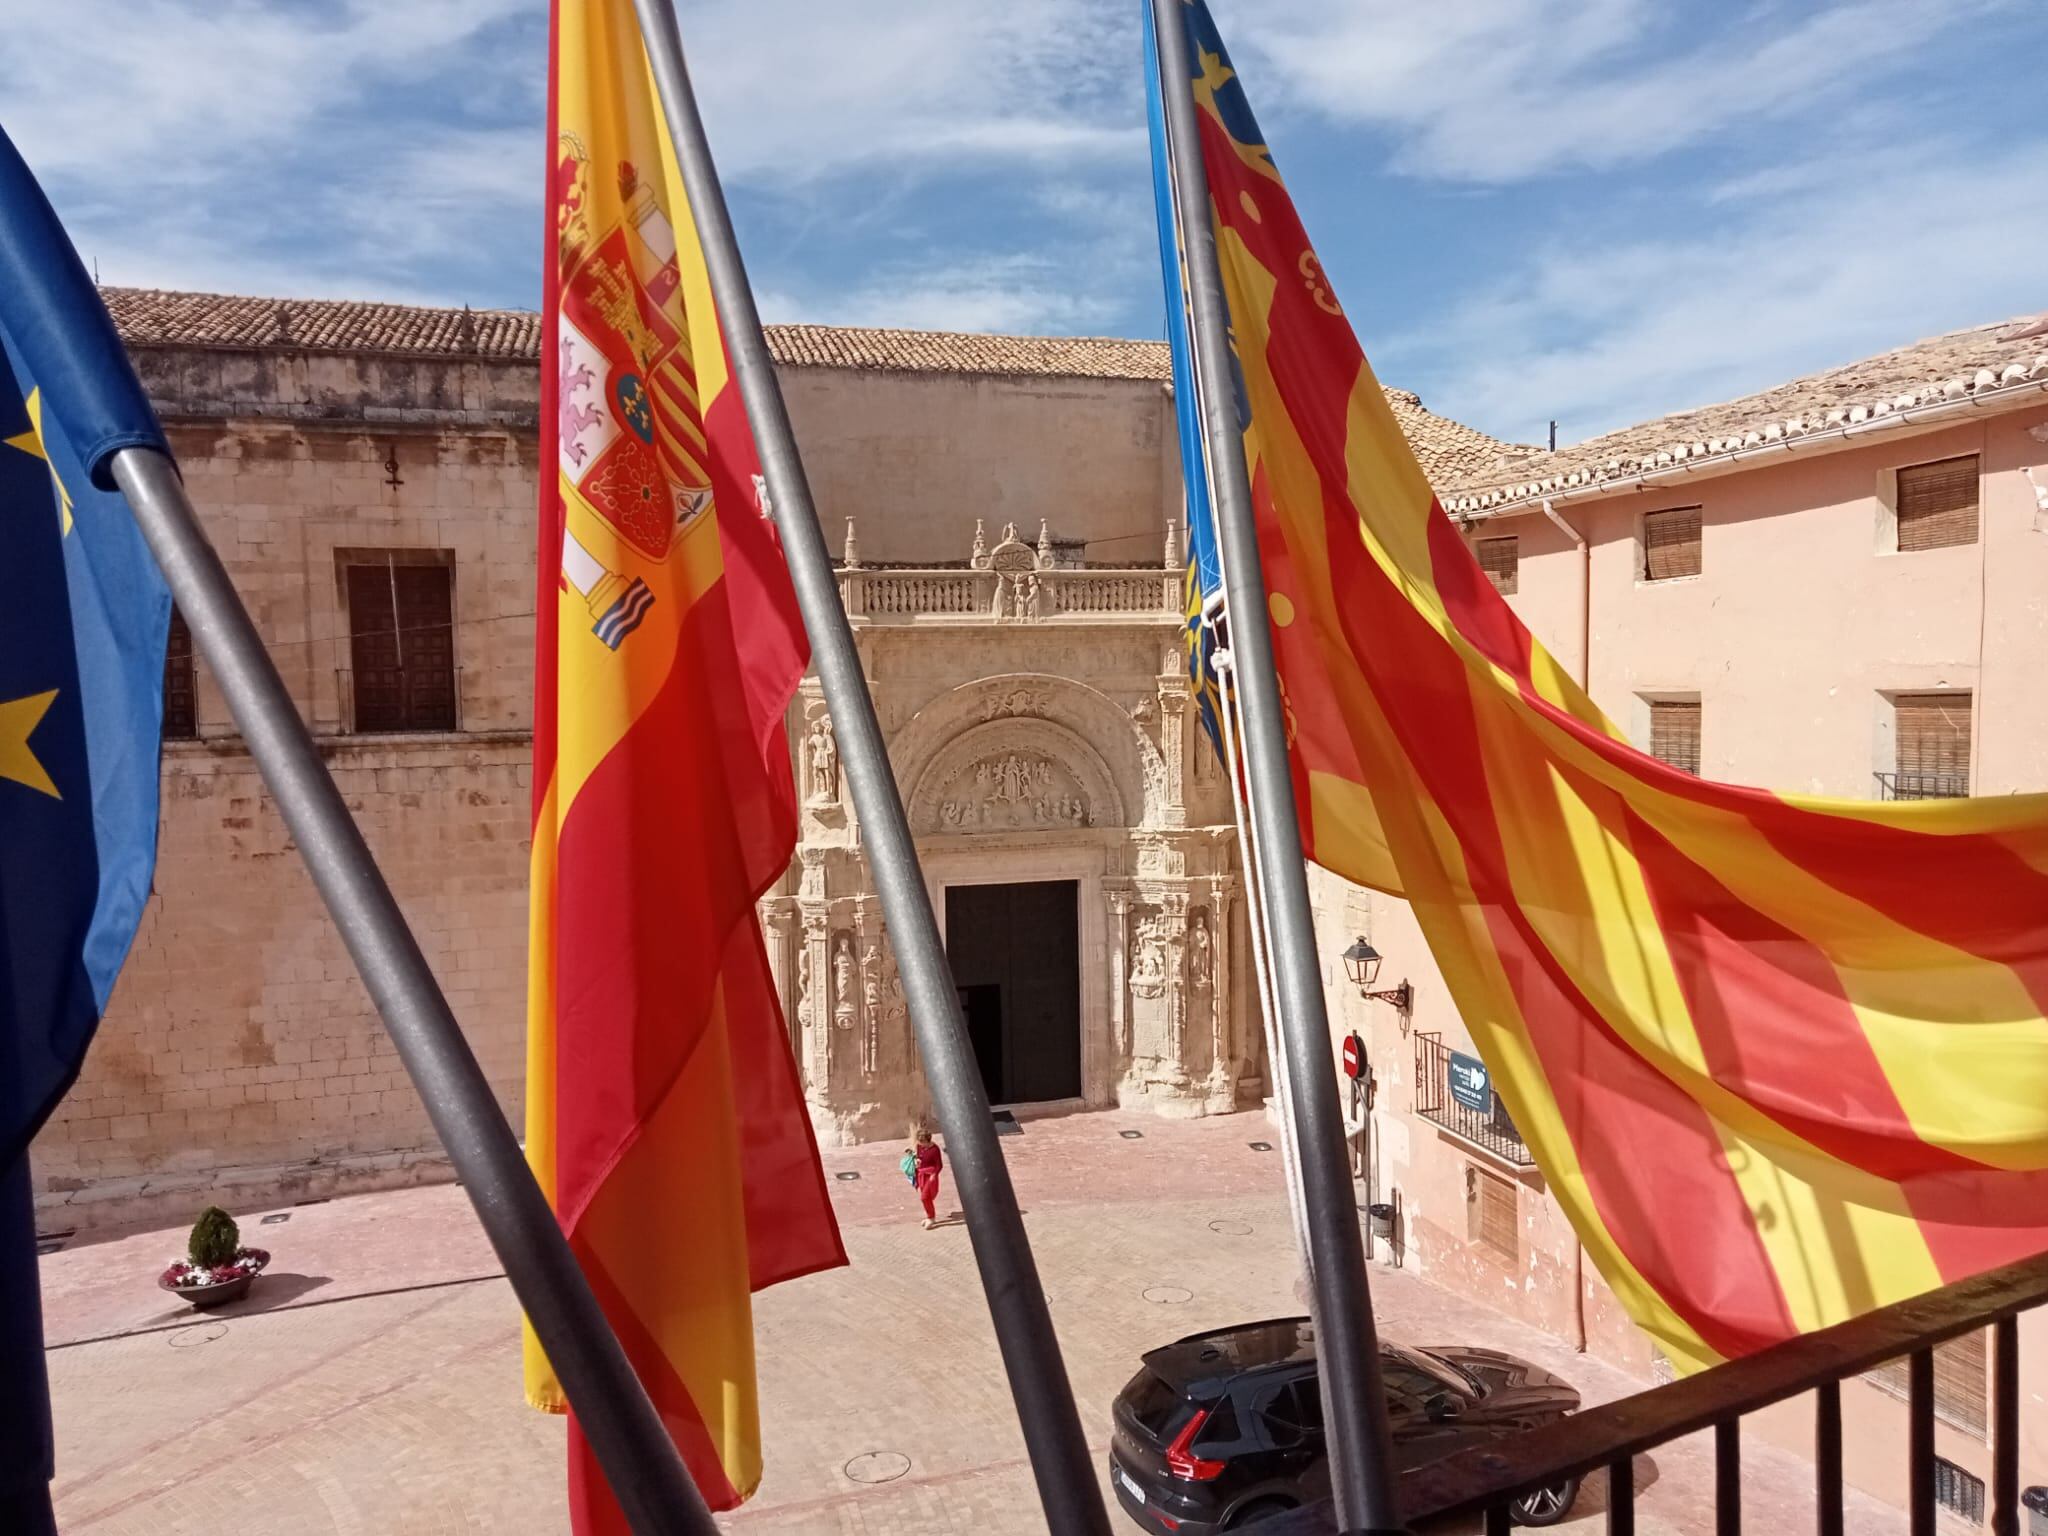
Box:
[162,1271,255,1309]
[158,1246,269,1310]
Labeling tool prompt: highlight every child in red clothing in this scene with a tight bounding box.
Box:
[913,1129,943,1228]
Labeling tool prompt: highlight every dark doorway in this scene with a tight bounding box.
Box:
[945,880,1081,1105]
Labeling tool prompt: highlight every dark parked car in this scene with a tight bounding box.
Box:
[1110,1317,1582,1534]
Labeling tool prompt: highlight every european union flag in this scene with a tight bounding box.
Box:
[0,124,172,1535]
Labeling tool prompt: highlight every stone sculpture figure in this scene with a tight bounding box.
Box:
[807,715,839,803]
[832,931,856,1029]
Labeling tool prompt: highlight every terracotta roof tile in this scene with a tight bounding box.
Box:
[1444,311,2048,513]
[101,285,1530,484]
[103,287,541,359]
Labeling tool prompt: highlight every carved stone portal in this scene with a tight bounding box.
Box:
[936,751,1090,832]
[907,718,1127,836]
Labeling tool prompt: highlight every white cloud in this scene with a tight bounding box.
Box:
[765,252,1132,337]
[1385,137,2048,444]
[1214,0,2012,183]
[680,0,1141,183]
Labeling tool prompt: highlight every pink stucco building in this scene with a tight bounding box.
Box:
[1308,309,2048,1523]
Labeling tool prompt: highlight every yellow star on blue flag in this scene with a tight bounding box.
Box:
[4,388,73,535]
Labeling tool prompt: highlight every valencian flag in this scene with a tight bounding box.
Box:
[1150,0,2048,1372]
[525,0,847,1523]
[0,128,172,1533]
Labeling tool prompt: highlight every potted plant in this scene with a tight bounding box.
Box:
[158,1206,269,1309]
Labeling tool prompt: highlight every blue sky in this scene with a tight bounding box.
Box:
[6,0,2046,448]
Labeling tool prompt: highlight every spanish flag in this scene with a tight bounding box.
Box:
[525,1,846,1523]
[1150,0,2048,1373]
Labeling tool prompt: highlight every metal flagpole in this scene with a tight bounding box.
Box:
[1147,2,1404,1530]
[110,447,717,1536]
[1163,60,1314,1283]
[626,4,1110,1531]
[1211,639,1314,1280]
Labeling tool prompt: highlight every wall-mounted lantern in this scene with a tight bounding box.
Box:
[1340,937,1412,1026]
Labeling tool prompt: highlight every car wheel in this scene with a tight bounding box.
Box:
[1509,1476,1580,1526]
[1224,1497,1298,1529]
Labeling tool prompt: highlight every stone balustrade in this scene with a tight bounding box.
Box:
[837,566,1178,623]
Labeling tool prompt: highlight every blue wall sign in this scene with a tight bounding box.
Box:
[1447,1050,1492,1114]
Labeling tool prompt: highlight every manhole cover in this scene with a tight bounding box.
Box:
[1248,1141,1273,1152]
[1142,1285,1193,1305]
[1119,1130,1145,1140]
[1208,1219,1253,1236]
[260,1212,291,1225]
[834,1171,861,1182]
[843,1451,911,1485]
[168,1323,228,1348]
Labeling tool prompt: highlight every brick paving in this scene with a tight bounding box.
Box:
[42,1109,1904,1534]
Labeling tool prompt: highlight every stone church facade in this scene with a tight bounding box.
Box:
[27,290,1515,1230]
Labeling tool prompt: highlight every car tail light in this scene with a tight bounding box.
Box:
[1163,1409,1227,1482]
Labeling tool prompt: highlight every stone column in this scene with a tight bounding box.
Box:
[799,908,831,1095]
[761,898,800,1082]
[1106,885,1132,1064]
[1159,886,1190,1062]
[1157,680,1188,829]
[1210,882,1238,1103]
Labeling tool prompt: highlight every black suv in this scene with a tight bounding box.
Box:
[1110,1317,1582,1533]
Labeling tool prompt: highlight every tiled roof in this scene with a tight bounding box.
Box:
[1445,311,2048,514]
[762,321,1170,381]
[99,285,1529,483]
[1380,386,1534,486]
[103,287,543,359]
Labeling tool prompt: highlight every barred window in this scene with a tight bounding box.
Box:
[1865,1329,1987,1439]
[1642,506,1702,581]
[1895,455,1979,552]
[1476,536,1518,595]
[1648,699,1701,775]
[341,553,456,734]
[1466,1164,1517,1263]
[1885,692,1970,800]
[162,607,197,740]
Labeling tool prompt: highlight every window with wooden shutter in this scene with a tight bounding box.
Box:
[1641,506,1702,581]
[1864,1328,1987,1439]
[162,606,197,741]
[343,553,456,734]
[1476,535,1518,595]
[1648,699,1701,775]
[1467,1164,1517,1263]
[1888,692,1970,799]
[1895,455,1979,552]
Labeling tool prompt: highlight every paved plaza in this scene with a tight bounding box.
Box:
[41,1110,1901,1534]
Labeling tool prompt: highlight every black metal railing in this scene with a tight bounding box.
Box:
[1259,1248,2048,1536]
[1875,771,1970,801]
[1412,1031,1535,1167]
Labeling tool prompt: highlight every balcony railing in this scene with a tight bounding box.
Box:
[835,565,1179,623]
[1261,1247,2048,1536]
[1412,1031,1535,1167]
[1876,770,1970,801]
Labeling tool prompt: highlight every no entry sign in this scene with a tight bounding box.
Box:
[1342,1032,1365,1079]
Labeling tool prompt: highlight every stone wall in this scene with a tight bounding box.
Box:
[33,348,544,1231]
[30,337,1225,1229]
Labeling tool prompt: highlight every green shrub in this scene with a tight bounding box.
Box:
[187,1206,240,1268]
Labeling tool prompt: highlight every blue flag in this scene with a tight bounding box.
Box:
[1144,0,1230,765]
[0,124,172,1534]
